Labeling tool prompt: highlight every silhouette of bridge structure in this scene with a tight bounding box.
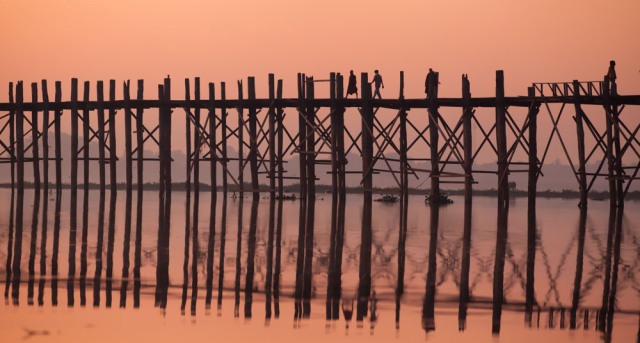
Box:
[1,70,638,338]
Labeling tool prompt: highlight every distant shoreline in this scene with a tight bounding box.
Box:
[1,182,638,201]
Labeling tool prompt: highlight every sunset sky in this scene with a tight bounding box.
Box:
[0,0,639,158]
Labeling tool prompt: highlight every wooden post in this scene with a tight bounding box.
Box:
[574,80,588,208]
[237,80,244,193]
[185,78,192,193]
[54,81,62,190]
[220,82,228,194]
[276,80,284,197]
[191,77,201,316]
[42,80,49,189]
[459,74,473,330]
[124,81,133,193]
[205,82,216,309]
[133,79,144,309]
[248,77,258,196]
[294,72,307,317]
[428,72,440,199]
[397,71,408,329]
[302,76,316,317]
[135,80,144,189]
[31,82,41,189]
[525,97,540,323]
[82,81,90,189]
[208,82,216,194]
[603,76,616,208]
[268,74,276,197]
[71,79,79,190]
[492,70,509,334]
[97,81,106,190]
[108,80,117,189]
[9,83,15,190]
[357,72,373,320]
[327,72,338,319]
[16,82,24,193]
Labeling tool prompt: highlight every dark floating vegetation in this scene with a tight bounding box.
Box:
[425,192,454,205]
[374,194,399,203]
[274,193,297,201]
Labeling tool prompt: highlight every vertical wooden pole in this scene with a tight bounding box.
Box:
[274,78,284,318]
[82,81,90,189]
[397,71,408,329]
[54,82,62,190]
[70,79,78,191]
[205,82,216,309]
[124,81,132,193]
[42,80,49,189]
[191,77,201,316]
[459,74,473,330]
[327,72,338,319]
[31,82,41,189]
[220,82,228,195]
[428,72,440,199]
[108,80,117,189]
[133,80,143,309]
[302,76,315,317]
[16,82,24,192]
[9,83,15,190]
[603,76,616,208]
[97,81,106,190]
[68,79,78,307]
[237,80,244,193]
[248,77,258,196]
[268,74,276,196]
[185,78,192,193]
[357,72,373,320]
[525,96,540,323]
[492,70,509,334]
[294,73,307,317]
[574,80,588,208]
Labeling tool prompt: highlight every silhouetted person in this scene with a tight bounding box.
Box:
[346,70,358,98]
[607,60,617,95]
[370,70,384,99]
[425,68,440,98]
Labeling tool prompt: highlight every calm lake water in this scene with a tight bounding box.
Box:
[0,187,638,342]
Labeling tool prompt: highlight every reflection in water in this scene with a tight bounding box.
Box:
[1,188,638,342]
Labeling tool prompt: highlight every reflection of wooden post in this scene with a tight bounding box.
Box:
[42,80,49,189]
[459,74,473,331]
[428,72,439,199]
[294,73,307,316]
[573,80,588,208]
[31,82,41,189]
[54,81,62,190]
[570,207,587,329]
[492,70,508,334]
[525,95,540,324]
[357,72,373,321]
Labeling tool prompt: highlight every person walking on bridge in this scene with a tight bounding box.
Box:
[425,68,440,98]
[346,70,358,98]
[607,60,617,95]
[370,70,384,99]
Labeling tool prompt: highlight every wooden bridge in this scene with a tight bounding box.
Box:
[1,70,639,208]
[1,69,637,336]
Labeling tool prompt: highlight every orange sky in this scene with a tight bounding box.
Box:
[0,0,639,159]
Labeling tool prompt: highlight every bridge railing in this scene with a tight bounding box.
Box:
[532,81,604,98]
